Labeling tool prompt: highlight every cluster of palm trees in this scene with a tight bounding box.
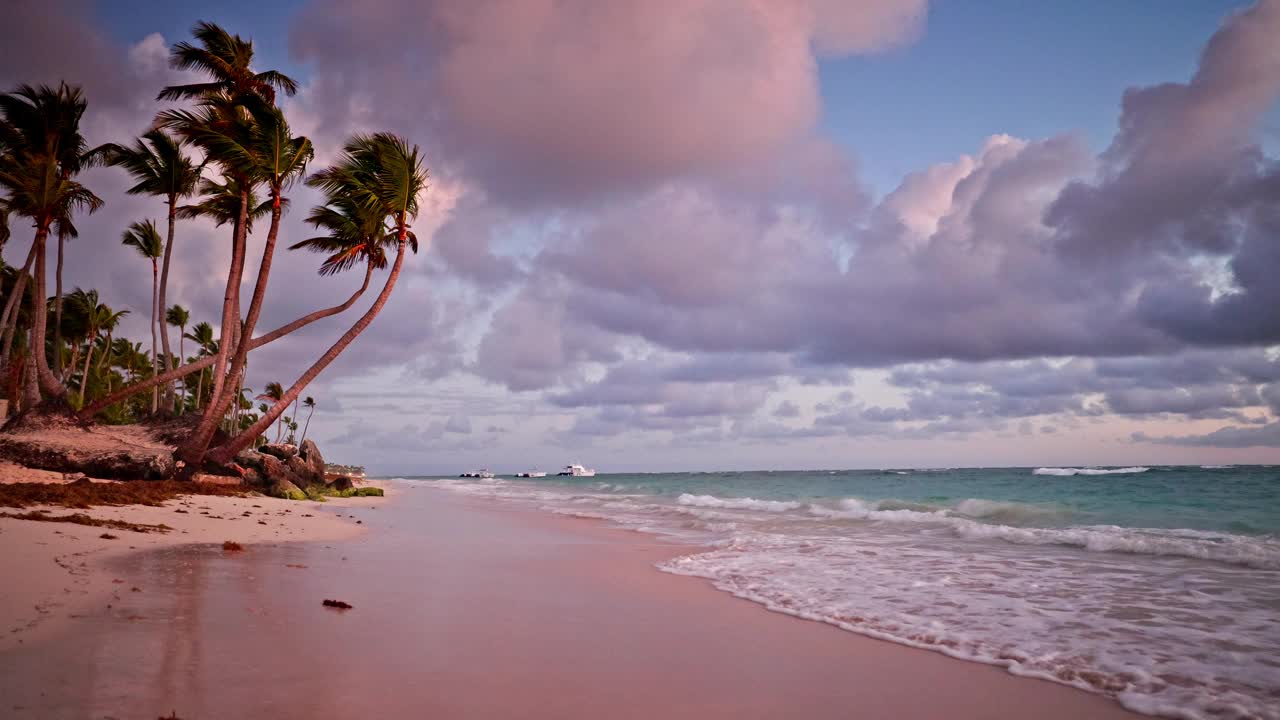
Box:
[0,21,428,470]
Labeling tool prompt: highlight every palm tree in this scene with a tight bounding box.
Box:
[122,220,164,414]
[256,381,285,442]
[180,105,312,461]
[208,133,428,464]
[300,396,316,444]
[104,130,201,407]
[165,304,190,412]
[158,21,298,106]
[65,289,128,402]
[183,321,215,409]
[0,83,106,404]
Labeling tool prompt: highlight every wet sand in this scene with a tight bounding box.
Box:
[0,482,1141,719]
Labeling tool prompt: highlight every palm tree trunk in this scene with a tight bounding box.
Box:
[187,193,283,461]
[178,332,186,413]
[209,241,407,464]
[53,233,65,376]
[301,403,315,444]
[0,240,39,369]
[180,188,250,464]
[31,226,67,401]
[22,340,39,408]
[80,330,96,396]
[158,200,178,412]
[149,259,159,415]
[77,264,374,420]
[194,367,204,410]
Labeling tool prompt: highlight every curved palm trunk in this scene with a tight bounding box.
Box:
[209,241,406,464]
[179,188,250,463]
[149,258,160,415]
[53,233,65,375]
[78,263,374,420]
[0,241,39,368]
[80,328,97,396]
[185,194,283,461]
[301,403,315,444]
[31,227,67,400]
[158,200,178,412]
[194,367,204,410]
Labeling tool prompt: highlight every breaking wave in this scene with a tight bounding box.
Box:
[1033,466,1150,476]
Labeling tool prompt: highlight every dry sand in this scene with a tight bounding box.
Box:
[0,477,386,653]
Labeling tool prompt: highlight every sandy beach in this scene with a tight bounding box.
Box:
[0,476,380,654]
[0,480,1140,719]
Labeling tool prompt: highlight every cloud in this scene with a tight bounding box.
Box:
[1134,423,1280,448]
[291,0,918,206]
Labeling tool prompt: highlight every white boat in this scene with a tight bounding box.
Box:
[557,464,596,477]
[516,469,547,478]
[477,469,495,479]
[460,469,496,478]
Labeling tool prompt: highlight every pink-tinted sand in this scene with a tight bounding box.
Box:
[0,483,1141,719]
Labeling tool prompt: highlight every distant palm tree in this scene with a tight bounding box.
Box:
[65,289,128,402]
[0,83,106,403]
[208,133,428,463]
[256,381,285,442]
[182,321,215,409]
[165,304,190,412]
[105,129,201,407]
[122,220,164,413]
[300,396,316,444]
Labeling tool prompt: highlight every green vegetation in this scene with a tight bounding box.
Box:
[0,510,172,533]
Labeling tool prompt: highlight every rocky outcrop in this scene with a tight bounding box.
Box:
[235,442,328,491]
[0,428,175,480]
[328,476,355,492]
[300,439,325,481]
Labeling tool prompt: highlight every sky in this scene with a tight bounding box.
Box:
[3,0,1280,474]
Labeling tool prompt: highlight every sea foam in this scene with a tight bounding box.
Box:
[1033,466,1150,476]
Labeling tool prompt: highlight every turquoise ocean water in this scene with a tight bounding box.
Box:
[419,466,1279,719]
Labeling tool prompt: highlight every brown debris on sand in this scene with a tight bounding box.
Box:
[0,478,244,510]
[0,511,171,533]
[322,599,352,610]
[222,541,244,552]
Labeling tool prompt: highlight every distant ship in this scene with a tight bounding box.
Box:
[515,469,547,478]
[557,464,596,477]
[459,469,496,479]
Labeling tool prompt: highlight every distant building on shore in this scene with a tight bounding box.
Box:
[325,463,366,479]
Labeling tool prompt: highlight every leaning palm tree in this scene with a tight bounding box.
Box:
[207,133,427,464]
[300,396,316,444]
[0,83,105,404]
[165,304,190,412]
[104,129,201,407]
[180,105,312,461]
[122,220,164,414]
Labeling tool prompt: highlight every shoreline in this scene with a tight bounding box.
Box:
[3,479,1141,718]
[0,479,388,653]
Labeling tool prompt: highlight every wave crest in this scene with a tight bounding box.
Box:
[677,493,801,512]
[1033,466,1149,476]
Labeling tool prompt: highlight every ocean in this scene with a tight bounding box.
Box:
[417,466,1279,720]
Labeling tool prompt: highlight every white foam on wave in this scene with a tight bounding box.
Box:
[659,530,1280,720]
[1033,466,1151,476]
[677,493,801,512]
[1200,464,1233,470]
[1033,466,1150,476]
[430,475,1280,719]
[805,498,1280,569]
